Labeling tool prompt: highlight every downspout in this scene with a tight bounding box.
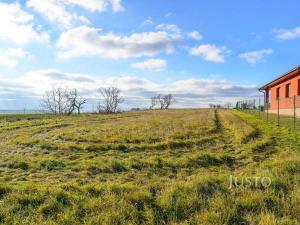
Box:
[258,89,265,110]
[259,87,269,121]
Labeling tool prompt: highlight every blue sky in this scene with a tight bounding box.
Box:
[0,0,300,110]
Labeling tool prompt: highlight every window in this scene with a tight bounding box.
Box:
[276,87,280,100]
[298,79,300,96]
[285,83,291,98]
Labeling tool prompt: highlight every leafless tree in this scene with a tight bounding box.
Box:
[97,87,124,113]
[41,88,57,114]
[223,102,233,109]
[67,89,87,114]
[41,87,86,115]
[41,87,68,114]
[150,94,176,109]
[157,94,166,109]
[162,94,176,109]
[150,96,158,109]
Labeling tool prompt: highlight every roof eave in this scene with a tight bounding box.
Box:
[258,65,300,91]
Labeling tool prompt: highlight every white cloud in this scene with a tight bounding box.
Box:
[140,19,153,27]
[131,58,167,72]
[27,0,90,29]
[0,69,258,110]
[165,12,172,17]
[156,23,181,34]
[0,2,48,45]
[189,44,229,63]
[0,48,28,67]
[57,26,182,59]
[66,0,124,12]
[238,49,273,65]
[106,75,159,91]
[109,0,124,12]
[27,0,124,29]
[187,30,203,40]
[17,69,99,96]
[274,27,300,40]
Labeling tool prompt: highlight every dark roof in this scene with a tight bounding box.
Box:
[259,65,300,91]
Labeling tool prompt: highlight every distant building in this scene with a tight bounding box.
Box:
[259,66,300,116]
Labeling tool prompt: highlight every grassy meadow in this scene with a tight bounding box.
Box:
[0,109,299,224]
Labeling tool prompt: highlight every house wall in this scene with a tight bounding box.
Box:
[268,73,300,110]
[268,108,300,117]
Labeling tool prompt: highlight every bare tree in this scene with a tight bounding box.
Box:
[41,87,86,115]
[223,102,232,109]
[97,87,124,113]
[157,94,166,109]
[162,94,176,109]
[67,89,87,114]
[150,96,158,109]
[41,88,57,114]
[41,87,68,114]
[150,94,176,109]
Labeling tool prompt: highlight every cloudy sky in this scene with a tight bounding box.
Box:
[0,0,300,110]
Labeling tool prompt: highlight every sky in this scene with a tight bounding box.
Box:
[0,0,300,110]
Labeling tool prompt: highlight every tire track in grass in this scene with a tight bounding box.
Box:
[215,110,266,171]
[29,109,220,154]
[230,110,281,168]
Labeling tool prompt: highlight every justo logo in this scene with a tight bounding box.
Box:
[229,175,272,189]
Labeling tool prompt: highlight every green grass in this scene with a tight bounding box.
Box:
[0,109,299,224]
[242,109,300,131]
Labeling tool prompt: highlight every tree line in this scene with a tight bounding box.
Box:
[41,86,176,115]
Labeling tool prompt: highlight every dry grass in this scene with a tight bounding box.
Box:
[0,109,299,224]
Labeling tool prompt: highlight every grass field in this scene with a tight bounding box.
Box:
[241,109,300,131]
[0,109,300,224]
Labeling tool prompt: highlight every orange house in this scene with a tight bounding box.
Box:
[259,66,300,116]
